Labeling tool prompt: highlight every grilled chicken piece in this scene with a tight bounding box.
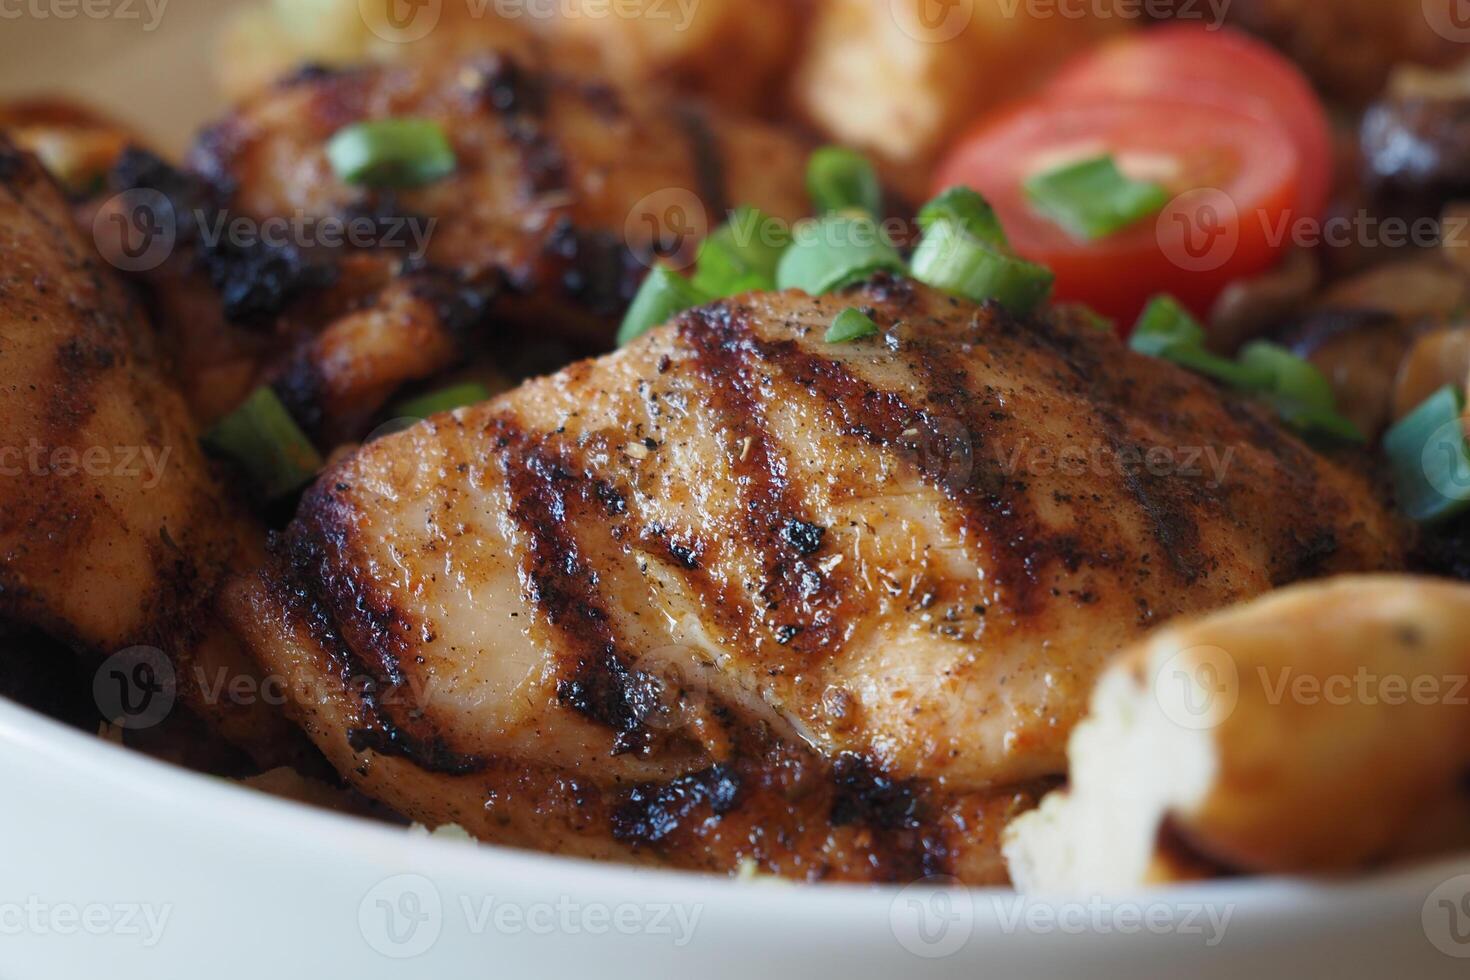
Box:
[0,139,302,765]
[225,277,1403,881]
[111,52,812,442]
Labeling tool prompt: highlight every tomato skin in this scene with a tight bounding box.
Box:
[1045,24,1333,221]
[933,97,1301,324]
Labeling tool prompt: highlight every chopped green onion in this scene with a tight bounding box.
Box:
[1130,295,1363,442]
[826,308,880,344]
[918,187,1007,249]
[691,206,790,297]
[1129,295,1207,357]
[1265,394,1366,445]
[327,119,457,188]
[1165,343,1274,389]
[1024,155,1168,241]
[776,214,905,295]
[1238,342,1336,413]
[910,221,1053,315]
[391,382,492,420]
[1384,385,1470,523]
[806,147,882,216]
[618,266,711,347]
[203,387,323,499]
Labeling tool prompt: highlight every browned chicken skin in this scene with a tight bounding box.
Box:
[0,138,303,766]
[111,51,812,445]
[225,277,1403,882]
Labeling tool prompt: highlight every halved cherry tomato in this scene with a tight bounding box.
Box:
[933,96,1301,323]
[1045,24,1333,221]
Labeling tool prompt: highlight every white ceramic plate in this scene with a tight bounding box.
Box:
[2,8,1469,978]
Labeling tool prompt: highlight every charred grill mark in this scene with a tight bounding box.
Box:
[108,148,338,325]
[491,418,660,754]
[732,315,1068,613]
[673,102,729,223]
[541,219,645,318]
[968,308,1212,586]
[678,304,843,653]
[0,143,24,183]
[480,55,567,198]
[610,764,742,846]
[269,545,486,775]
[401,264,501,346]
[270,353,329,442]
[829,754,953,880]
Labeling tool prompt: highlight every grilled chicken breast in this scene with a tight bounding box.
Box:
[225,277,1403,881]
[110,51,812,443]
[0,139,300,764]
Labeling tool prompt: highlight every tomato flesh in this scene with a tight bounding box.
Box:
[933,96,1301,323]
[1045,24,1333,221]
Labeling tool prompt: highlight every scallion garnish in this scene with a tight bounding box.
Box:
[391,382,492,420]
[909,220,1053,315]
[1024,155,1168,241]
[691,206,790,297]
[1384,385,1470,523]
[327,119,457,188]
[1238,342,1336,413]
[1130,294,1206,356]
[776,214,906,295]
[826,308,880,344]
[202,387,323,499]
[917,186,1007,249]
[807,147,883,216]
[1129,295,1363,442]
[618,266,711,347]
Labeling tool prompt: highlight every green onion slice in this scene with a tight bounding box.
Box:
[807,147,883,216]
[776,214,905,296]
[691,206,790,297]
[910,221,1054,315]
[203,387,323,499]
[826,307,880,344]
[618,267,711,347]
[1165,344,1274,390]
[1238,342,1336,412]
[1129,295,1208,357]
[391,382,492,420]
[1130,296,1362,442]
[918,187,1007,249]
[327,118,457,188]
[1025,154,1169,241]
[1265,394,1366,445]
[1384,385,1470,523]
